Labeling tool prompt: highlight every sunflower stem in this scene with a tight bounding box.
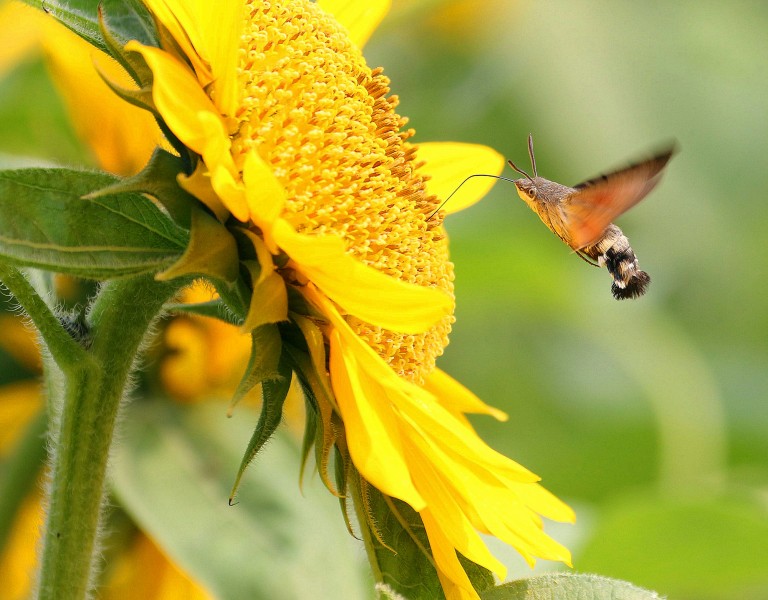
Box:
[34,274,184,600]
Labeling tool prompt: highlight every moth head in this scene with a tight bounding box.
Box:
[512,176,537,203]
[508,133,540,205]
[512,178,541,210]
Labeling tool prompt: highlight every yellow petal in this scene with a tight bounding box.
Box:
[418,142,506,215]
[273,219,452,333]
[329,328,425,509]
[240,231,289,330]
[422,511,483,600]
[407,423,572,566]
[243,151,287,249]
[424,368,508,421]
[177,162,230,222]
[505,479,576,524]
[408,452,507,580]
[306,287,425,507]
[187,0,242,116]
[311,285,532,484]
[141,0,213,84]
[126,42,235,172]
[393,390,539,483]
[143,0,242,115]
[208,161,249,222]
[317,0,391,48]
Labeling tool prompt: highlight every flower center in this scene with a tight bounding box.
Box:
[233,0,454,382]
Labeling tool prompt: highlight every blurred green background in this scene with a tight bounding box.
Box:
[371,1,768,598]
[1,1,766,599]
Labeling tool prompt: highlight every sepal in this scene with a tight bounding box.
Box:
[228,340,292,503]
[239,230,288,331]
[358,481,495,600]
[227,324,283,416]
[95,71,156,116]
[157,206,239,283]
[98,4,156,87]
[165,299,241,326]
[83,149,194,228]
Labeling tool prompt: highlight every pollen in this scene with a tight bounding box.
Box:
[232,0,454,382]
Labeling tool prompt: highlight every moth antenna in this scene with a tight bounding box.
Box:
[507,159,533,183]
[527,133,538,177]
[426,173,517,221]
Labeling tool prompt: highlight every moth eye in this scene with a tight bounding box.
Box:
[528,187,537,198]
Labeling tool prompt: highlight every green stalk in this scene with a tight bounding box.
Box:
[34,274,185,600]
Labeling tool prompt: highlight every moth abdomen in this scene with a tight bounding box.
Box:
[584,224,650,300]
[611,268,650,300]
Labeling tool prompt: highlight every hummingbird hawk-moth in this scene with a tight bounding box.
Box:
[509,134,676,299]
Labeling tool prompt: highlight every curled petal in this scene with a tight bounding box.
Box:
[274,219,452,334]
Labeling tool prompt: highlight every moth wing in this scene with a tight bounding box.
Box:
[563,147,676,249]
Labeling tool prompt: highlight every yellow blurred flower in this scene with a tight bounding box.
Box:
[96,0,575,597]
[0,1,44,78]
[159,285,252,402]
[42,24,162,177]
[102,534,214,600]
[0,492,43,600]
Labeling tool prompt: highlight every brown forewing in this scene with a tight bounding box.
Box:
[562,147,676,249]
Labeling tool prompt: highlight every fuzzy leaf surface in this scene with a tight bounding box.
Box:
[481,573,665,599]
[0,168,187,278]
[18,0,156,55]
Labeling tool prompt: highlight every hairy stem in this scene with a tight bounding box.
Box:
[35,274,184,600]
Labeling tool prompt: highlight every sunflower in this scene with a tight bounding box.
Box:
[21,0,574,597]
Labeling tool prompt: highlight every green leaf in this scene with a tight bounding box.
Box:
[577,493,768,599]
[481,574,664,599]
[19,0,156,56]
[363,486,494,600]
[0,168,188,278]
[229,352,293,502]
[111,401,370,599]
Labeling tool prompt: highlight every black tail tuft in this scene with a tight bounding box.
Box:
[612,271,650,300]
